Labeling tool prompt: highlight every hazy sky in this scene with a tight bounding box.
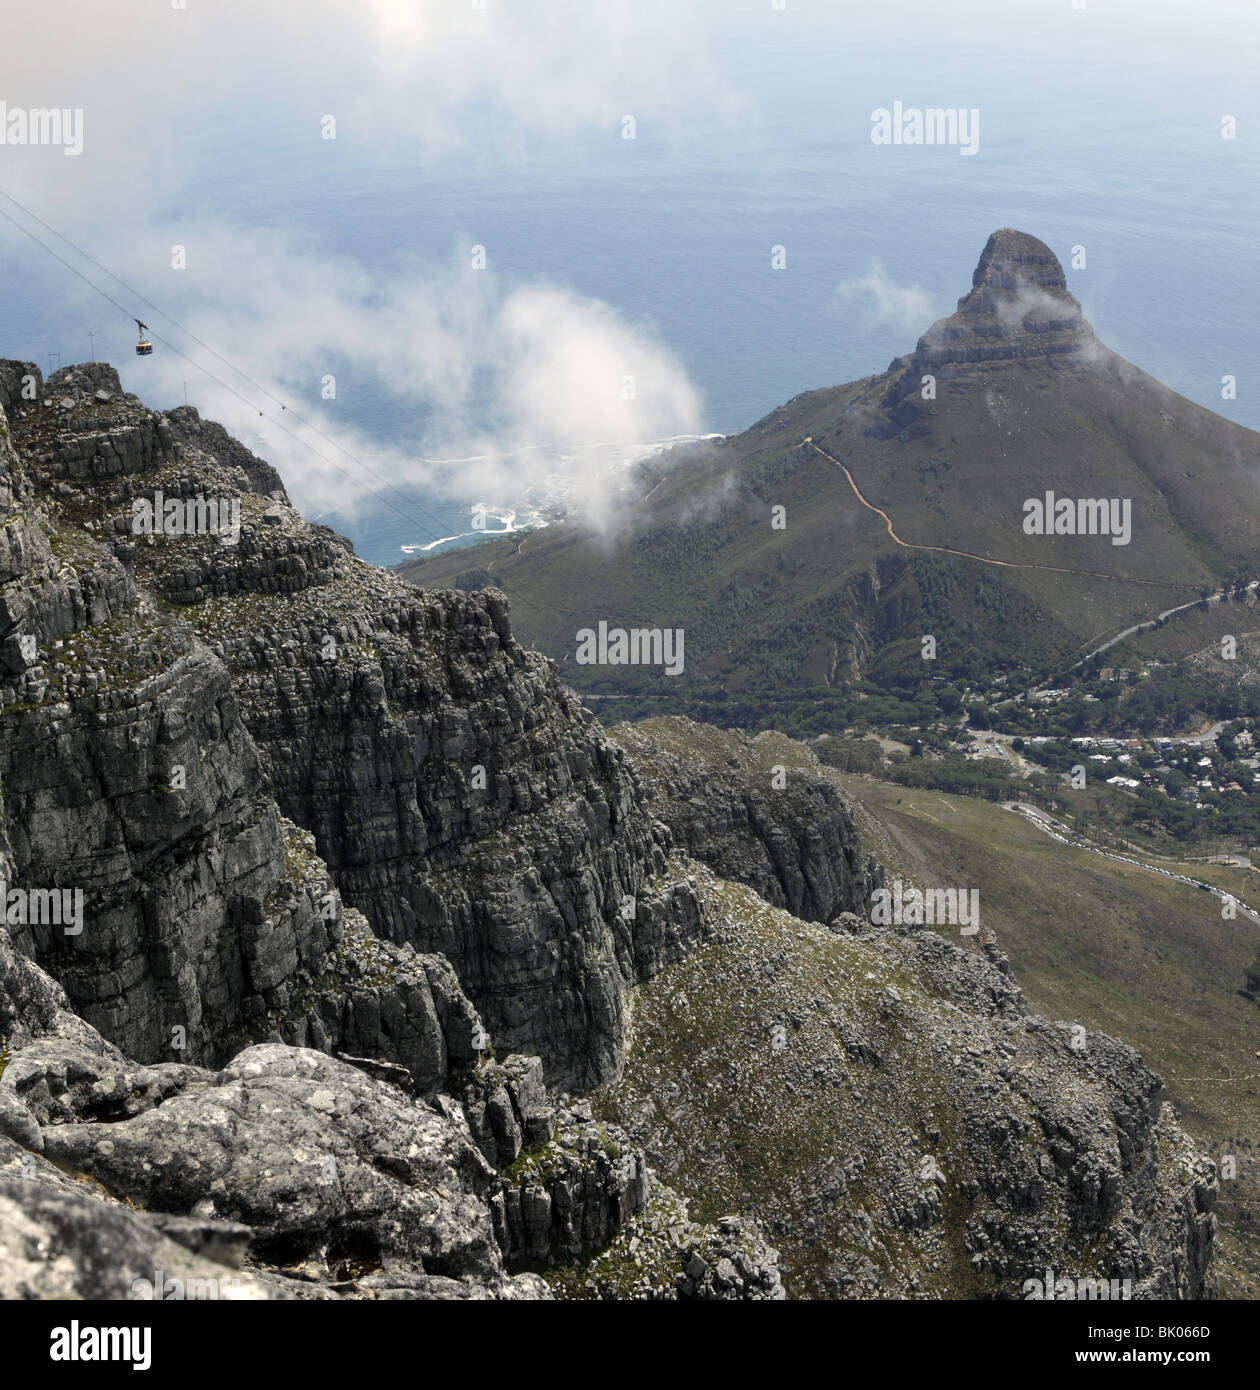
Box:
[2,0,1257,527]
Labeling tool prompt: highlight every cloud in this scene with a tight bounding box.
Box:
[2,0,744,210]
[835,261,934,336]
[988,282,1075,332]
[91,226,706,533]
[0,1,733,537]
[349,0,744,156]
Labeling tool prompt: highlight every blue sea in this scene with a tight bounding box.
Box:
[2,0,1258,567]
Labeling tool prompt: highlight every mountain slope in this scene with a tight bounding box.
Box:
[594,720,1218,1299]
[0,354,1222,1301]
[823,764,1260,1295]
[0,360,706,1090]
[400,230,1260,699]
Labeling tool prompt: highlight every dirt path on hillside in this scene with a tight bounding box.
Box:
[804,439,1199,589]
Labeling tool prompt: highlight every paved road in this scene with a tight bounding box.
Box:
[999,801,1260,925]
[1029,583,1260,694]
[1071,584,1260,669]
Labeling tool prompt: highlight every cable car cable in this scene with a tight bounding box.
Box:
[0,185,465,531]
[0,198,462,544]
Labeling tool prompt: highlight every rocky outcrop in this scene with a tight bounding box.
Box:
[1,363,709,1088]
[598,866,1217,1300]
[36,1044,510,1277]
[877,229,1100,434]
[675,1217,785,1300]
[1,930,534,1297]
[0,1023,543,1297]
[166,403,290,503]
[545,1186,786,1300]
[0,352,1219,1303]
[458,1053,556,1169]
[200,589,704,1088]
[490,1098,648,1265]
[1,927,776,1300]
[306,911,487,1097]
[611,717,875,924]
[0,357,768,1301]
[0,1164,274,1301]
[0,371,507,1099]
[910,228,1096,373]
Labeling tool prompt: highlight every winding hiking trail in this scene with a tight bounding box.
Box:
[804,438,1199,590]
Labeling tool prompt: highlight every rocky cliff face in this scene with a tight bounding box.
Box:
[877,228,1102,433]
[0,378,486,1091]
[0,912,543,1300]
[610,717,878,924]
[597,864,1217,1300]
[599,717,1216,1299]
[0,360,704,1090]
[0,357,769,1299]
[911,227,1097,373]
[0,918,778,1300]
[0,357,1218,1300]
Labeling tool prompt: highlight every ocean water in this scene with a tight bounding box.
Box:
[2,0,1258,567]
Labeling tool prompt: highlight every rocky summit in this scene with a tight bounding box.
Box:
[401,229,1260,707]
[0,358,1218,1300]
[914,228,1097,370]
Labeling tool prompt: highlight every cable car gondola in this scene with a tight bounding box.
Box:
[135,320,153,356]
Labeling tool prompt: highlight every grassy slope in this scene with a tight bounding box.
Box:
[594,861,1216,1300]
[400,350,1260,693]
[829,770,1260,1297]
